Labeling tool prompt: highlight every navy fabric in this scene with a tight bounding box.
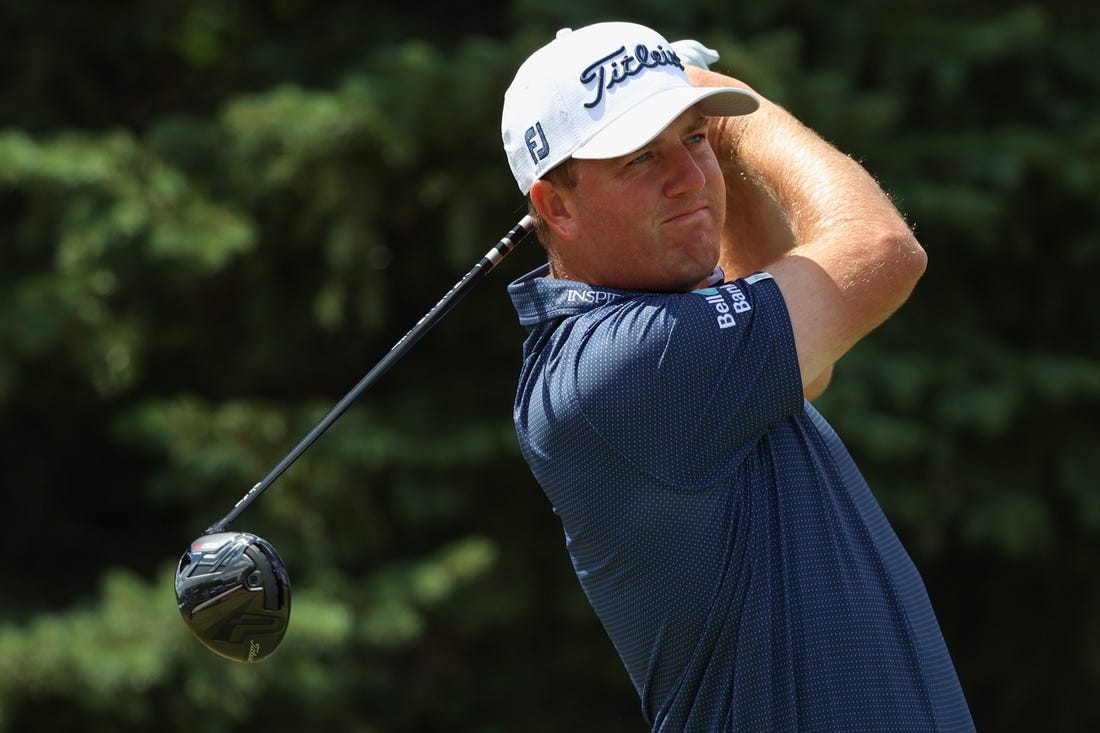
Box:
[509,265,974,732]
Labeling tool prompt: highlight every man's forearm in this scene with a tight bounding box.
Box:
[687,67,797,279]
[689,66,916,276]
[689,66,925,390]
[717,156,797,279]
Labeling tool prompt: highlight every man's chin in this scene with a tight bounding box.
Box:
[663,257,721,293]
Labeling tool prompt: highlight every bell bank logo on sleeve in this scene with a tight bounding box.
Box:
[695,282,752,329]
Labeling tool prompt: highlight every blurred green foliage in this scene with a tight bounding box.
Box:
[1,1,1097,731]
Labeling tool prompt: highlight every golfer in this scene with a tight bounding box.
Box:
[502,21,974,732]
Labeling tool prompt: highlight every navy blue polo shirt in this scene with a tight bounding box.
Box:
[508,265,974,732]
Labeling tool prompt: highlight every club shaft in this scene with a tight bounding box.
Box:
[206,215,536,533]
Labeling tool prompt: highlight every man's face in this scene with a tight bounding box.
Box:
[553,107,727,292]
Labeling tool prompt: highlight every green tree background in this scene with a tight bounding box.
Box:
[1,1,1097,730]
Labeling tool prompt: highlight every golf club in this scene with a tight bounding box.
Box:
[175,215,535,662]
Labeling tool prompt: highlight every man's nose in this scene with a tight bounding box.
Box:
[663,145,707,197]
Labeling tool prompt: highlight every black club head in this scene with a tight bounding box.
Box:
[175,531,291,662]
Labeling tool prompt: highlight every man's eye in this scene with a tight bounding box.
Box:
[628,151,653,165]
[686,132,707,145]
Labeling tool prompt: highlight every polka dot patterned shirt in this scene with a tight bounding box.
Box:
[508,265,974,732]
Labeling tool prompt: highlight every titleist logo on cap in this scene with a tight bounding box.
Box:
[501,22,759,194]
[579,44,685,110]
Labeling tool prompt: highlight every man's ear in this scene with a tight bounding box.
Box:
[530,179,578,240]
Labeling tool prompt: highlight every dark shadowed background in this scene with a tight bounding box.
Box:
[1,1,1097,730]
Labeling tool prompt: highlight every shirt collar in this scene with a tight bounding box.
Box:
[507,265,727,327]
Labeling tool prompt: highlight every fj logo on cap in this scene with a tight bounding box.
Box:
[525,122,550,165]
[579,44,684,110]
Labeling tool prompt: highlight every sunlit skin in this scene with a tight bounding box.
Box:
[530,107,727,293]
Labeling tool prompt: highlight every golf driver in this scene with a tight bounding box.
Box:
[176,215,535,662]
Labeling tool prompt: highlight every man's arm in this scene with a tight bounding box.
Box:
[715,151,798,281]
[804,364,834,402]
[689,67,926,391]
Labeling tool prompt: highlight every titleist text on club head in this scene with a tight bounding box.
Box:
[175,531,291,662]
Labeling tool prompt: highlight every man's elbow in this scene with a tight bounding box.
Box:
[900,230,927,283]
[879,228,927,304]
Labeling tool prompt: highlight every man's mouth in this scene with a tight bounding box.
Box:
[663,206,710,226]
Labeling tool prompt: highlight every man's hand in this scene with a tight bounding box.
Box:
[671,39,720,69]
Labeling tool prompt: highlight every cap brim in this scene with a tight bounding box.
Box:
[572,86,759,161]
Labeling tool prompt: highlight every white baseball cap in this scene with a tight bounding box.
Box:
[502,22,760,194]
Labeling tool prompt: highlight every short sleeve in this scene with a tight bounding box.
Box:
[571,274,802,489]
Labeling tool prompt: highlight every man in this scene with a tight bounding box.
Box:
[502,22,974,732]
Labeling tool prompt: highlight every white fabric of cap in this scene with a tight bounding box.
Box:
[502,22,759,194]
